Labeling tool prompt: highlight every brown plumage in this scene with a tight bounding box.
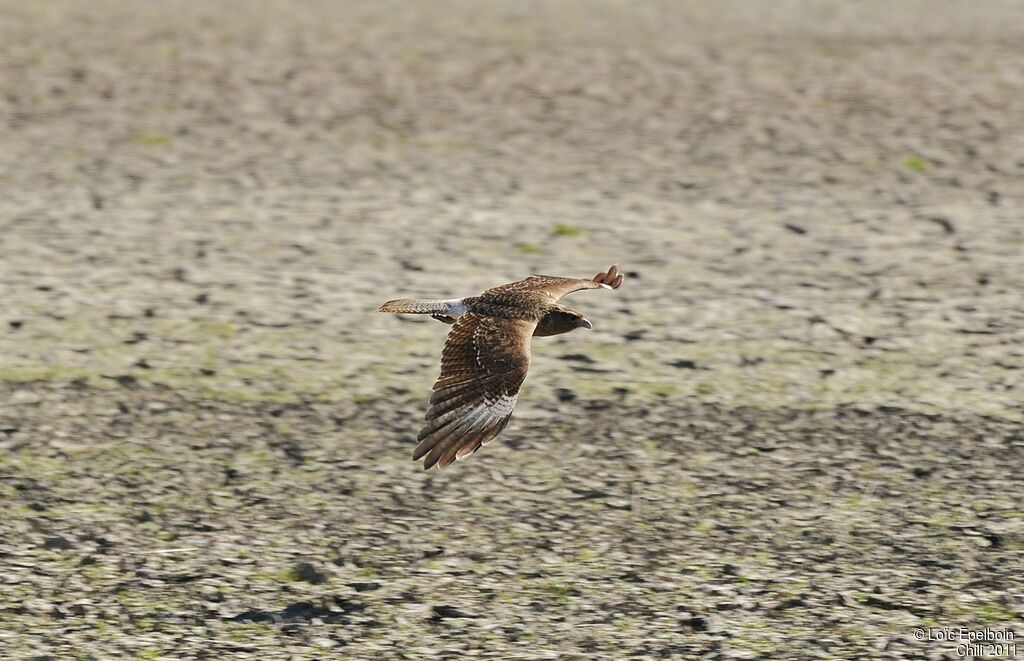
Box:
[379,264,625,469]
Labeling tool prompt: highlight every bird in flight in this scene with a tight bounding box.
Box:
[379,264,625,469]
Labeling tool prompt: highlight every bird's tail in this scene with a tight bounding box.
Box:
[378,298,458,315]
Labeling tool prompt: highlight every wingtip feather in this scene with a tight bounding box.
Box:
[593,264,624,289]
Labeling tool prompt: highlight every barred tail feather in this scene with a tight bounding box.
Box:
[378,298,452,314]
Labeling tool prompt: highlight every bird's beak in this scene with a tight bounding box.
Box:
[578,318,593,330]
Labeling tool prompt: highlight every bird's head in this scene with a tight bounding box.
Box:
[534,305,592,337]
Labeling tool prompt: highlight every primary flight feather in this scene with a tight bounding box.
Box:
[379,264,625,469]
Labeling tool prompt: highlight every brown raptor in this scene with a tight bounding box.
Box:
[379,264,625,469]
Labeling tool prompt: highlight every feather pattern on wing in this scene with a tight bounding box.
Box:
[413,313,535,469]
[483,264,624,302]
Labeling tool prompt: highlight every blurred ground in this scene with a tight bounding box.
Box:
[0,1,1022,659]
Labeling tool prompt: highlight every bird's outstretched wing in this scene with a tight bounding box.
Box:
[413,312,536,469]
[484,264,625,302]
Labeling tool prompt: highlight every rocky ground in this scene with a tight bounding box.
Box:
[1,1,1022,659]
